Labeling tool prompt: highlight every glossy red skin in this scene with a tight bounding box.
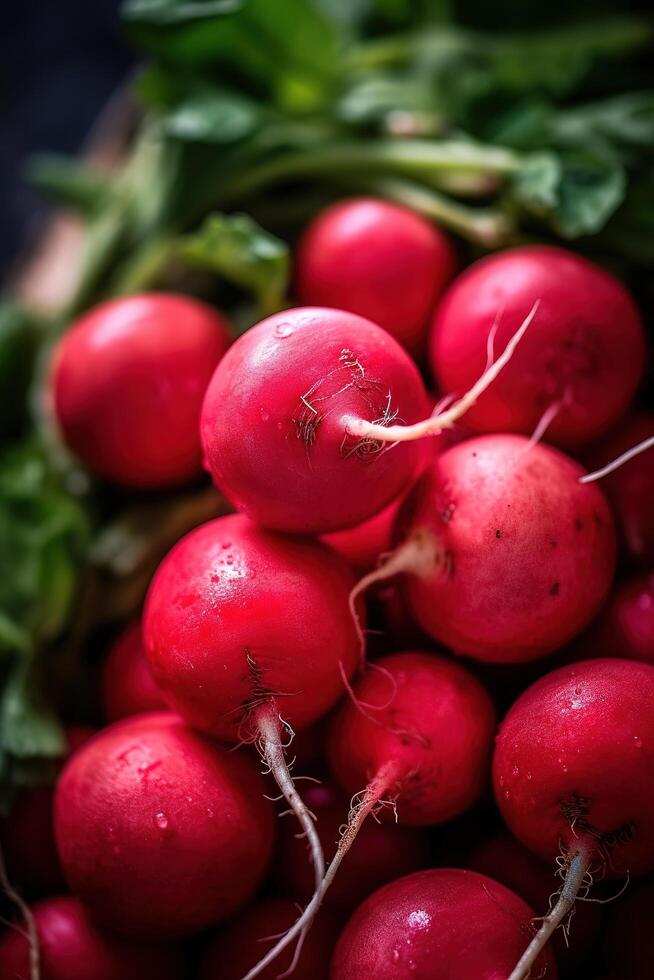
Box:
[0,727,94,896]
[330,868,557,980]
[586,413,654,564]
[321,495,402,574]
[402,434,616,663]
[0,896,185,980]
[584,571,654,666]
[328,652,496,826]
[51,293,231,488]
[143,513,361,740]
[296,198,457,353]
[602,875,654,979]
[200,899,343,980]
[54,713,275,939]
[429,246,645,448]
[102,620,166,722]
[200,307,430,533]
[493,659,654,877]
[276,783,430,911]
[469,832,600,972]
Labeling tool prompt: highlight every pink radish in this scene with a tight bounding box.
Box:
[585,413,654,564]
[583,571,654,666]
[275,782,430,913]
[492,658,654,980]
[200,899,343,980]
[352,433,616,663]
[330,868,558,979]
[143,512,361,946]
[429,245,645,448]
[0,895,185,980]
[321,496,404,575]
[51,293,231,488]
[54,712,275,939]
[102,621,166,722]
[296,198,457,353]
[243,651,495,979]
[200,307,430,533]
[469,831,601,971]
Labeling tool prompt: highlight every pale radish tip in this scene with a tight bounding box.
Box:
[580,435,654,484]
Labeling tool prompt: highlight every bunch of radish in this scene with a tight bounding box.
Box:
[3,195,653,980]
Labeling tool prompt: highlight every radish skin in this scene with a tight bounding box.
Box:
[102,621,166,722]
[54,713,275,939]
[584,571,654,666]
[200,307,430,533]
[296,198,457,353]
[353,434,616,663]
[429,245,645,448]
[51,293,231,488]
[330,868,557,979]
[493,659,654,979]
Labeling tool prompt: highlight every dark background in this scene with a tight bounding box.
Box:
[0,0,131,278]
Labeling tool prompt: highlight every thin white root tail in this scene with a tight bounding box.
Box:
[0,844,40,980]
[346,300,540,445]
[245,706,325,980]
[580,435,654,484]
[508,841,594,980]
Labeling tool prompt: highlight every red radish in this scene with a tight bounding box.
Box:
[429,245,645,448]
[330,868,557,980]
[602,875,654,979]
[0,895,185,980]
[493,658,654,980]
[321,496,403,574]
[275,782,430,912]
[50,293,231,488]
[102,621,166,722]
[469,831,601,971]
[296,198,457,353]
[244,652,495,979]
[143,512,361,945]
[352,433,616,663]
[1,727,94,897]
[200,898,343,980]
[54,712,274,939]
[200,307,430,533]
[583,571,654,666]
[586,413,654,564]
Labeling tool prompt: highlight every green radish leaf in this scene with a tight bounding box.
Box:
[163,88,262,143]
[0,658,66,760]
[122,0,244,26]
[0,302,39,440]
[26,155,117,218]
[178,212,290,316]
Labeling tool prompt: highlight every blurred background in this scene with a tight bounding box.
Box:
[0,0,649,279]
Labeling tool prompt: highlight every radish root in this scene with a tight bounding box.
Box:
[508,839,594,980]
[580,435,654,484]
[345,300,540,445]
[0,844,40,980]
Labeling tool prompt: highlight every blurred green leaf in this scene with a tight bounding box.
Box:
[179,212,289,314]
[163,88,262,143]
[0,302,38,439]
[0,659,66,760]
[26,155,117,218]
[123,0,243,26]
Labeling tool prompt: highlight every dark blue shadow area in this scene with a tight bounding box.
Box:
[0,0,132,277]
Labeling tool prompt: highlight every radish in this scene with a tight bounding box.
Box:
[469,831,601,972]
[296,198,457,353]
[1,727,93,898]
[492,658,654,980]
[143,512,361,943]
[275,782,430,913]
[200,898,343,980]
[243,651,495,979]
[429,245,645,448]
[102,621,166,722]
[585,413,654,564]
[320,496,404,575]
[583,571,654,666]
[0,895,185,980]
[353,433,616,663]
[54,712,275,939]
[200,307,431,533]
[330,868,558,979]
[50,293,231,488]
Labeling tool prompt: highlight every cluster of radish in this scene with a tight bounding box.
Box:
[2,195,653,980]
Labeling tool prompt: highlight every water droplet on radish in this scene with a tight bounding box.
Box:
[154,811,169,830]
[634,735,643,747]
[274,322,294,338]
